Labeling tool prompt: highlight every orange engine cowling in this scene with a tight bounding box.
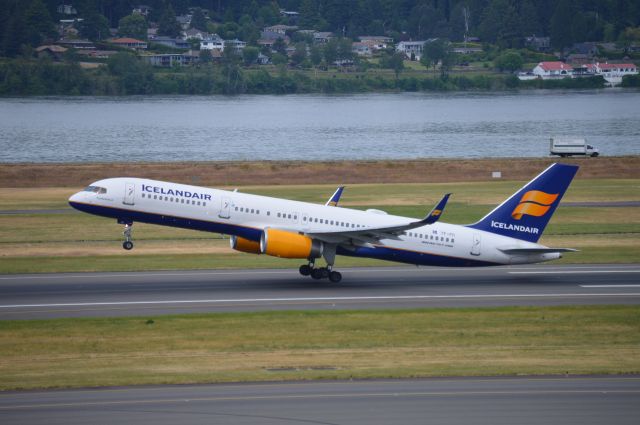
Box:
[260,228,323,259]
[229,235,261,254]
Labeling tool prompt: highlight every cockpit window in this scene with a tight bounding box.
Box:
[83,186,107,194]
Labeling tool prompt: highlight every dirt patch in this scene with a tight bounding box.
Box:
[2,157,638,188]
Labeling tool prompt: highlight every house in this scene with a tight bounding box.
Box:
[396,40,428,60]
[256,53,271,65]
[183,28,210,40]
[151,36,190,49]
[133,5,152,16]
[142,52,198,67]
[590,62,638,85]
[264,25,297,35]
[280,10,299,24]
[313,32,333,44]
[358,36,393,50]
[57,4,77,15]
[109,37,148,50]
[566,53,591,65]
[352,42,371,57]
[200,34,224,51]
[532,61,574,79]
[75,49,117,59]
[224,39,246,54]
[525,36,550,52]
[571,42,598,57]
[56,38,95,49]
[176,14,192,30]
[35,45,67,61]
[452,46,483,54]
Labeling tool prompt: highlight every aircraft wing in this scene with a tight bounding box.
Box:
[306,193,452,245]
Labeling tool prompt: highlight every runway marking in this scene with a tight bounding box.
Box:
[2,389,640,410]
[509,270,640,275]
[2,293,640,309]
[581,285,640,288]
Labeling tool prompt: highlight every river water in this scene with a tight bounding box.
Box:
[1,90,639,163]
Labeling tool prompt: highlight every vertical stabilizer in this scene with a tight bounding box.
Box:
[467,163,579,242]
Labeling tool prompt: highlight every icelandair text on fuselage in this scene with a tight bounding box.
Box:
[142,184,212,201]
[491,220,539,234]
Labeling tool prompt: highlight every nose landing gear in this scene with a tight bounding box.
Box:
[122,222,133,250]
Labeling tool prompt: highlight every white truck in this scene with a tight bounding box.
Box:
[550,138,599,157]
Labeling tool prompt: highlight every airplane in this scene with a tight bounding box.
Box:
[68,163,579,283]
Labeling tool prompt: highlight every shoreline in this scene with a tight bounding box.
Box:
[2,156,639,188]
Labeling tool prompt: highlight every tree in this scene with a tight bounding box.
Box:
[494,50,523,72]
[337,38,353,61]
[478,0,521,48]
[291,42,307,66]
[242,46,259,66]
[421,39,446,69]
[323,39,338,64]
[273,37,287,55]
[79,12,110,41]
[25,0,55,46]
[299,0,319,29]
[550,0,574,49]
[190,8,207,31]
[199,48,212,64]
[309,44,322,67]
[158,4,181,38]
[381,51,405,79]
[118,14,148,40]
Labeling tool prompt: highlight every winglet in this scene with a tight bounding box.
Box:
[422,193,451,225]
[326,186,345,207]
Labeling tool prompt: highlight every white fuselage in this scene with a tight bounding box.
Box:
[69,178,561,267]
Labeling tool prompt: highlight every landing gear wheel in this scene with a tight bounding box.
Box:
[299,264,311,276]
[122,222,133,250]
[123,241,133,250]
[311,268,324,280]
[319,267,329,279]
[328,271,342,283]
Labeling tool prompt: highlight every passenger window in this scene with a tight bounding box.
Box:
[251,209,254,214]
[267,211,270,216]
[235,207,238,211]
[277,213,281,217]
[154,195,157,199]
[203,202,207,207]
[256,210,259,214]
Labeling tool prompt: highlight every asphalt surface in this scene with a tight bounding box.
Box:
[1,376,639,425]
[1,264,639,319]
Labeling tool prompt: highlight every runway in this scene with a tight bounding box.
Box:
[1,376,639,425]
[1,264,639,319]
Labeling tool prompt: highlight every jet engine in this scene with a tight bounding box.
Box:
[260,228,323,259]
[229,235,261,254]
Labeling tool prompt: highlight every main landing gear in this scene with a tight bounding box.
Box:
[299,261,342,283]
[122,222,134,250]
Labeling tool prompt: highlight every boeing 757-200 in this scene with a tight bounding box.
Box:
[69,163,579,283]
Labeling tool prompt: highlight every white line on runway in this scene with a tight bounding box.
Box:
[2,293,640,309]
[509,270,640,275]
[581,285,640,288]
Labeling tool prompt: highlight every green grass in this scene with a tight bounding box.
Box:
[1,305,638,390]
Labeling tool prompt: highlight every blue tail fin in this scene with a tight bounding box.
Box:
[467,163,579,242]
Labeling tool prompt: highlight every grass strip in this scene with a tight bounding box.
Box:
[0,305,638,390]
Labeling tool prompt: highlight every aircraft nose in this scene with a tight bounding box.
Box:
[68,191,82,206]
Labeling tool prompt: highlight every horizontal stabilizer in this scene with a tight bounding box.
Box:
[499,247,579,254]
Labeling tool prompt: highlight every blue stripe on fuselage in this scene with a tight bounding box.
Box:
[336,245,498,267]
[69,201,499,268]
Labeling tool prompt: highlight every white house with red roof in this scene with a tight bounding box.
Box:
[582,62,638,85]
[532,61,574,79]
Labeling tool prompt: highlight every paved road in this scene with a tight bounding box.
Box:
[1,264,639,319]
[1,376,638,425]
